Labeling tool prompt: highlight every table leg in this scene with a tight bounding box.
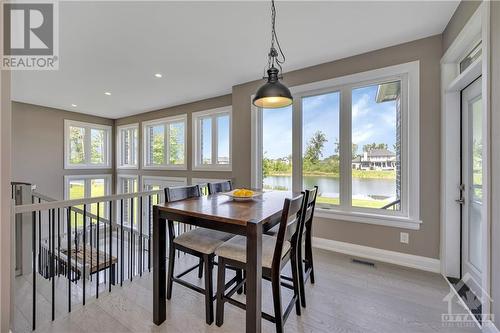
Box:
[153,206,166,325]
[246,221,262,333]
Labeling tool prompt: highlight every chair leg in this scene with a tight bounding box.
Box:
[215,258,226,327]
[236,269,243,295]
[203,254,214,325]
[243,269,247,295]
[271,271,284,333]
[290,250,302,316]
[305,225,315,284]
[198,257,204,278]
[297,240,307,308]
[166,245,175,300]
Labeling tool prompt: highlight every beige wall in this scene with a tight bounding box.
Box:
[115,94,232,186]
[11,102,115,200]
[442,0,481,53]
[232,35,443,259]
[489,0,500,325]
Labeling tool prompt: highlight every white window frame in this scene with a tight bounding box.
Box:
[142,115,187,170]
[64,174,112,200]
[192,106,232,171]
[117,174,139,228]
[251,61,420,230]
[116,123,139,169]
[64,120,112,169]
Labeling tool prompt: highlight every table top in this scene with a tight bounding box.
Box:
[155,191,298,226]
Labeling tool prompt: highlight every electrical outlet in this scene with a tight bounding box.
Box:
[400,232,409,244]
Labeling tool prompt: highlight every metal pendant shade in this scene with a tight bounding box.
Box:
[253,0,292,109]
[253,67,293,108]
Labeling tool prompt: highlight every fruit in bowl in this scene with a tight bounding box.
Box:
[233,189,254,198]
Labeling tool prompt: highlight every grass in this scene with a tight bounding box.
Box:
[69,182,107,227]
[316,196,392,209]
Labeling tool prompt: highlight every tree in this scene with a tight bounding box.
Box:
[352,143,359,157]
[304,131,327,164]
[362,142,388,152]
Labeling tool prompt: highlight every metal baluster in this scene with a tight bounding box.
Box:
[83,204,87,305]
[139,196,143,276]
[31,197,36,330]
[148,195,152,272]
[109,201,113,292]
[67,207,71,313]
[57,208,61,276]
[74,210,78,285]
[51,209,55,321]
[38,198,41,273]
[120,199,124,286]
[90,216,93,282]
[130,197,134,281]
[96,203,100,298]
[103,205,106,285]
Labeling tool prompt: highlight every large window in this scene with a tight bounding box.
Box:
[143,115,187,169]
[64,174,112,226]
[192,107,232,170]
[252,62,420,228]
[117,123,138,169]
[64,120,112,169]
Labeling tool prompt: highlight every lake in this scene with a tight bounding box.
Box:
[263,175,396,200]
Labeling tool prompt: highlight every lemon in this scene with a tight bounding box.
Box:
[234,189,254,197]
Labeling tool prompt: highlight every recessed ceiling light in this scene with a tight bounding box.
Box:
[154,73,163,78]
[104,92,111,96]
[71,104,77,107]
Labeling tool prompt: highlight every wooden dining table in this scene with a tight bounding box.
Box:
[152,190,293,333]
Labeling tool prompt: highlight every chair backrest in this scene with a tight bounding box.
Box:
[165,185,201,203]
[272,194,304,269]
[207,180,233,195]
[302,186,318,230]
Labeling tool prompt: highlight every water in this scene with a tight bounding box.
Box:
[263,175,396,199]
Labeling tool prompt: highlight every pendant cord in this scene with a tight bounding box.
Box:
[265,0,286,78]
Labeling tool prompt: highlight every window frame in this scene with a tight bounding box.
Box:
[192,106,232,171]
[64,120,112,169]
[116,174,139,228]
[142,114,188,170]
[251,61,420,229]
[116,123,139,169]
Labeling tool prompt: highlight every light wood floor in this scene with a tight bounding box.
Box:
[13,248,480,333]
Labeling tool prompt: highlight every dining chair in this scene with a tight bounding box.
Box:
[215,194,304,333]
[165,185,233,325]
[265,186,318,308]
[207,180,232,195]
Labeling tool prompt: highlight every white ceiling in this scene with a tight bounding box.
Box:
[12,1,459,119]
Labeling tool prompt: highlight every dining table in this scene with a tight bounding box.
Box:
[152,190,294,333]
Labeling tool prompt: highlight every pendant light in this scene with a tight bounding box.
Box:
[252,0,293,109]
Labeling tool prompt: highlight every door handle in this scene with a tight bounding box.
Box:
[455,198,465,205]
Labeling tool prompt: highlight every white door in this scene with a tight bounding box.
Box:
[460,77,482,295]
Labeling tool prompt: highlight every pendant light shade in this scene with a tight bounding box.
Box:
[253,67,293,108]
[253,0,292,109]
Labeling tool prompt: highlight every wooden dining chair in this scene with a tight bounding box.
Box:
[215,194,304,333]
[165,185,233,325]
[207,180,232,195]
[265,186,318,308]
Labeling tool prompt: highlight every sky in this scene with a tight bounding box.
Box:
[201,114,230,162]
[262,84,398,159]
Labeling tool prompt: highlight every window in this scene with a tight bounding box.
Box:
[252,62,420,228]
[191,177,231,195]
[64,175,112,226]
[117,175,139,228]
[262,106,292,191]
[64,120,112,169]
[142,176,187,234]
[192,107,232,170]
[143,115,187,169]
[117,124,138,169]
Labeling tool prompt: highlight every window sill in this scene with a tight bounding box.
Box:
[142,165,187,171]
[314,208,421,230]
[192,165,232,172]
[117,165,139,170]
[64,164,112,170]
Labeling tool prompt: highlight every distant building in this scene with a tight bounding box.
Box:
[352,148,396,170]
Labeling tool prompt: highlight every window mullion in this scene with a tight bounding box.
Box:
[292,98,302,192]
[339,86,352,210]
[84,127,91,166]
[164,123,169,166]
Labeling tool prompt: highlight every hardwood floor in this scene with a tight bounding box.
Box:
[14,248,480,333]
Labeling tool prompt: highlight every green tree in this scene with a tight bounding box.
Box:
[304,131,327,164]
[69,127,85,164]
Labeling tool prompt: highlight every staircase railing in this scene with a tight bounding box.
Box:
[13,186,166,331]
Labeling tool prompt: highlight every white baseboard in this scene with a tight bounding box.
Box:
[312,237,441,273]
[483,321,500,333]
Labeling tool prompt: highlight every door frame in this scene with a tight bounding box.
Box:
[440,1,491,323]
